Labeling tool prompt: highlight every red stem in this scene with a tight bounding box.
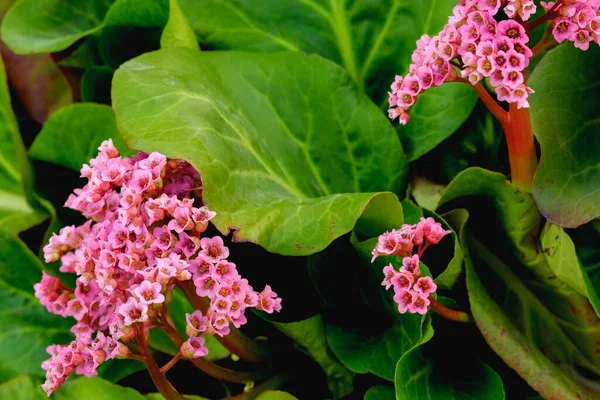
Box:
[428,297,473,322]
[179,281,271,363]
[160,353,182,374]
[525,0,563,33]
[139,329,186,400]
[471,82,508,124]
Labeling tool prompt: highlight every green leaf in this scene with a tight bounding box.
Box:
[178,0,455,99]
[541,222,600,316]
[0,53,48,234]
[395,346,505,400]
[160,0,198,50]
[255,391,298,400]
[112,49,406,256]
[146,395,210,400]
[530,44,600,228]
[272,315,354,398]
[100,0,169,68]
[54,377,147,400]
[0,230,73,381]
[464,237,600,400]
[0,376,46,400]
[410,176,445,211]
[2,0,114,54]
[398,83,477,161]
[57,37,103,69]
[29,103,132,171]
[364,386,394,400]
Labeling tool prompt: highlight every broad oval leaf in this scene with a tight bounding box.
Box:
[160,0,198,50]
[2,0,114,54]
[54,377,147,400]
[112,49,406,256]
[364,386,394,400]
[29,103,132,171]
[0,376,46,400]
[255,391,298,400]
[530,44,600,228]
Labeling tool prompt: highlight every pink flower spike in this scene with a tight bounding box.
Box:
[199,236,229,263]
[180,335,209,358]
[414,277,437,296]
[186,310,208,336]
[133,280,165,305]
[118,297,149,326]
[393,289,415,314]
[408,293,431,315]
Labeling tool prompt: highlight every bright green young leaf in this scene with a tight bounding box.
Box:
[364,386,394,400]
[0,55,48,234]
[54,377,147,400]
[112,49,406,256]
[530,44,600,228]
[255,390,298,400]
[29,103,132,171]
[100,0,169,68]
[0,230,73,381]
[395,346,505,400]
[398,83,477,161]
[273,315,354,398]
[160,0,198,50]
[0,375,46,400]
[410,176,445,211]
[1,0,114,54]
[464,236,600,400]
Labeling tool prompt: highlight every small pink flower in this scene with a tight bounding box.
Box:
[66,299,88,320]
[180,335,209,358]
[400,254,420,275]
[381,264,397,290]
[133,280,165,305]
[186,310,208,336]
[414,277,437,296]
[498,20,528,43]
[257,285,282,314]
[214,260,238,280]
[393,289,415,314]
[118,297,149,325]
[409,293,431,315]
[391,272,415,293]
[199,236,229,263]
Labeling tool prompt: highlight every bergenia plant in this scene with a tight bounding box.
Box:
[0,0,599,399]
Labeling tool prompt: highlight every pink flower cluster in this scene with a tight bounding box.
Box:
[372,218,451,315]
[36,140,281,396]
[388,0,537,124]
[544,0,600,50]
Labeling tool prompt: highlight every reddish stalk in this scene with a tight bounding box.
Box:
[179,281,271,363]
[525,0,562,33]
[160,320,270,384]
[160,353,182,374]
[428,297,473,323]
[471,83,508,124]
[138,330,186,400]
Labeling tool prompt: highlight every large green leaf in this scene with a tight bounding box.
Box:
[398,84,477,161]
[255,391,298,400]
[1,0,114,54]
[177,0,454,97]
[395,346,505,400]
[54,377,147,400]
[530,45,600,228]
[100,0,169,68]
[465,236,600,399]
[0,54,48,234]
[29,103,132,171]
[364,386,394,400]
[272,315,354,398]
[112,49,405,256]
[438,168,600,398]
[0,230,73,381]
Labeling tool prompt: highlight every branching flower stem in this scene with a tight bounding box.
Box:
[428,297,473,323]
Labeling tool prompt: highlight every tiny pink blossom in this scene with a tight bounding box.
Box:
[400,254,420,275]
[409,293,431,315]
[199,236,229,263]
[393,289,415,314]
[391,272,415,293]
[381,264,397,290]
[118,297,149,326]
[180,335,209,358]
[186,310,208,336]
[257,285,282,314]
[414,277,437,296]
[133,280,165,305]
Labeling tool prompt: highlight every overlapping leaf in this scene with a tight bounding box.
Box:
[112,49,405,255]
[530,44,600,228]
